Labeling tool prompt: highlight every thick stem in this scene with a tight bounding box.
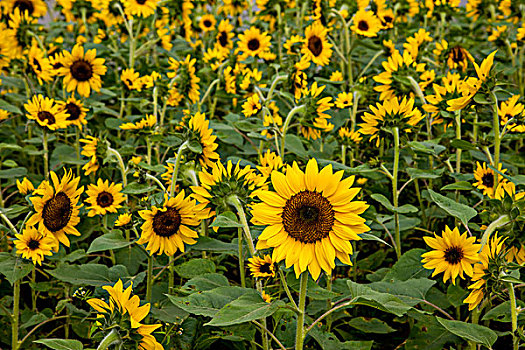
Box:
[107,147,127,187]
[341,145,346,166]
[42,130,49,180]
[278,269,299,311]
[146,255,153,301]
[295,272,309,350]
[393,127,401,259]
[227,195,256,256]
[96,328,121,350]
[12,280,20,350]
[491,93,501,187]
[507,282,519,350]
[238,228,246,288]
[169,141,189,197]
[326,275,333,331]
[280,105,306,157]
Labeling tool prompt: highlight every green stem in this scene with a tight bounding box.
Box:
[393,127,401,259]
[266,75,287,103]
[12,279,20,350]
[278,269,299,311]
[42,130,49,180]
[238,227,246,288]
[326,275,333,331]
[491,93,501,187]
[198,79,220,111]
[341,145,346,166]
[227,195,256,256]
[295,272,309,350]
[107,147,127,187]
[280,105,306,157]
[31,266,37,311]
[145,174,166,192]
[146,255,153,301]
[507,282,519,350]
[169,141,189,197]
[96,328,121,350]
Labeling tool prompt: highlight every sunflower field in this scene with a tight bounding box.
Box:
[1,0,525,349]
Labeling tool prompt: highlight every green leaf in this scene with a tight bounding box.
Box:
[0,99,23,114]
[407,141,446,156]
[427,189,477,226]
[450,139,477,150]
[482,300,525,322]
[348,317,396,334]
[0,253,33,285]
[436,317,497,348]
[33,338,83,350]
[174,258,216,279]
[205,292,282,326]
[446,284,468,308]
[406,312,460,350]
[441,182,474,191]
[0,167,27,179]
[209,211,243,228]
[46,264,131,286]
[87,231,132,253]
[370,278,436,306]
[347,280,413,316]
[287,273,339,300]
[285,134,307,158]
[122,182,157,194]
[190,236,238,255]
[371,194,394,211]
[382,249,430,281]
[406,167,445,179]
[187,140,203,153]
[359,233,392,247]
[0,143,22,152]
[184,273,230,291]
[309,328,373,350]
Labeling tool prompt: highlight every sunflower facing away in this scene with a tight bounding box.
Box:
[251,158,370,279]
[238,26,271,58]
[248,255,276,278]
[57,44,107,97]
[421,226,481,285]
[473,162,507,198]
[137,192,209,256]
[302,21,333,66]
[85,179,126,217]
[14,226,56,265]
[80,135,100,175]
[24,94,69,131]
[187,112,220,168]
[27,170,83,250]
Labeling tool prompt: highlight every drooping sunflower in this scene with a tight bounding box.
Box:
[137,192,209,256]
[199,14,216,32]
[499,95,525,133]
[338,127,363,146]
[28,43,53,85]
[252,158,370,279]
[14,226,56,265]
[302,22,333,66]
[248,255,276,278]
[120,114,156,130]
[186,112,220,168]
[421,226,481,285]
[358,96,424,147]
[242,94,262,117]
[27,170,83,250]
[5,0,47,17]
[167,55,200,105]
[464,234,506,310]
[59,96,88,127]
[473,162,507,198]
[122,0,157,18]
[57,44,107,97]
[433,40,474,72]
[80,135,100,175]
[24,94,69,131]
[238,27,272,58]
[351,10,381,37]
[299,82,335,140]
[85,179,126,217]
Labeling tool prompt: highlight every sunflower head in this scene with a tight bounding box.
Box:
[248,255,276,278]
[302,22,333,66]
[351,10,382,37]
[181,112,220,168]
[14,226,56,265]
[299,82,334,140]
[238,26,272,58]
[85,179,126,217]
[473,162,507,198]
[24,94,69,131]
[59,96,88,127]
[167,55,200,105]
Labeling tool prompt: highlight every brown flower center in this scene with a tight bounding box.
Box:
[136,0,146,4]
[247,38,260,51]
[28,239,40,250]
[96,191,114,208]
[481,173,494,188]
[152,207,182,237]
[282,190,334,243]
[259,262,273,274]
[308,35,323,57]
[383,15,393,24]
[450,46,465,62]
[42,192,72,232]
[65,102,81,121]
[358,20,369,31]
[14,0,34,15]
[203,19,212,27]
[218,31,228,47]
[70,60,93,82]
[37,111,56,125]
[32,58,41,72]
[444,246,464,265]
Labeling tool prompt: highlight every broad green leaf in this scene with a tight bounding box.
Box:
[382,249,430,281]
[0,99,23,114]
[347,280,413,316]
[184,273,230,291]
[406,167,445,179]
[446,284,468,308]
[0,167,27,179]
[150,304,189,323]
[285,134,307,158]
[205,292,282,326]
[46,263,130,286]
[174,259,216,279]
[441,182,474,191]
[407,141,446,155]
[122,182,157,194]
[370,194,418,213]
[287,273,339,300]
[428,189,477,225]
[34,339,83,350]
[0,253,33,285]
[482,300,525,322]
[188,140,203,153]
[450,139,477,150]
[406,312,460,350]
[370,278,435,306]
[87,231,132,253]
[0,143,22,152]
[436,317,497,348]
[309,328,373,350]
[190,236,238,255]
[348,317,396,334]
[209,211,243,228]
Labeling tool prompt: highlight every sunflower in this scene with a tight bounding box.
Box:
[335,92,353,109]
[473,162,507,198]
[423,72,462,117]
[121,68,142,91]
[261,102,283,139]
[167,55,200,105]
[14,226,56,265]
[257,150,283,179]
[499,95,525,133]
[421,226,480,285]
[120,114,156,130]
[329,71,344,82]
[464,234,506,310]
[0,109,9,121]
[24,94,69,131]
[238,27,272,58]
[199,14,216,32]
[5,0,47,17]
[248,255,276,278]
[252,159,370,279]
[358,96,424,147]
[27,170,83,250]
[299,82,334,140]
[242,94,262,117]
[338,127,362,145]
[186,112,220,168]
[434,40,474,72]
[137,192,208,256]
[57,44,107,98]
[16,177,34,195]
[216,20,234,51]
[7,8,37,58]
[378,8,395,29]
[488,25,507,42]
[28,43,53,85]
[302,22,333,66]
[122,0,157,18]
[220,0,248,16]
[506,245,525,265]
[115,213,132,227]
[351,10,381,37]
[87,280,163,350]
[80,135,100,175]
[59,96,88,127]
[85,179,126,217]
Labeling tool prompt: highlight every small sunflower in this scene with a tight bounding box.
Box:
[257,150,283,179]
[85,179,126,217]
[14,226,55,265]
[252,158,370,279]
[351,10,381,37]
[499,95,525,133]
[121,68,142,91]
[120,114,156,130]
[338,127,362,146]
[138,192,209,256]
[57,44,107,98]
[464,234,506,310]
[378,8,395,29]
[17,177,35,195]
[248,255,276,278]
[28,43,53,85]
[27,170,83,250]
[6,0,47,17]
[238,27,272,58]
[24,94,69,131]
[421,226,481,285]
[199,14,216,32]
[115,213,132,227]
[59,96,88,127]
[167,55,200,105]
[122,0,157,18]
[80,135,100,175]
[299,82,335,140]
[242,94,262,117]
[335,92,353,109]
[216,20,234,51]
[302,22,333,66]
[473,162,507,198]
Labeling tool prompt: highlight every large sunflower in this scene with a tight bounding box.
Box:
[301,22,333,66]
[14,226,56,265]
[473,162,507,198]
[421,226,480,285]
[137,192,208,256]
[24,94,69,131]
[351,10,382,37]
[57,44,107,97]
[251,158,370,279]
[238,27,271,58]
[59,96,88,127]
[85,179,126,217]
[27,170,83,250]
